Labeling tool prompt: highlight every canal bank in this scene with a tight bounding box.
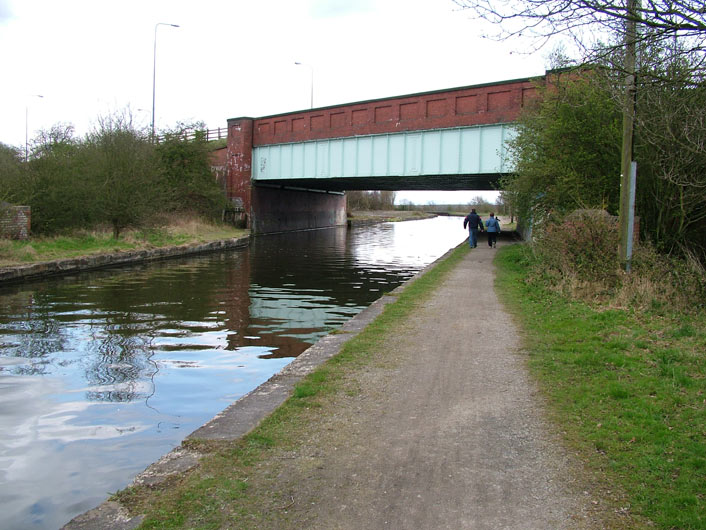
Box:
[0,236,251,285]
[65,232,606,530]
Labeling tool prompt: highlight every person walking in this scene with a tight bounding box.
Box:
[463,208,484,248]
[485,212,501,248]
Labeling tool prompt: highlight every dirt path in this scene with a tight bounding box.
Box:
[265,241,599,529]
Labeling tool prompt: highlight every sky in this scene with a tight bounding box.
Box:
[0,0,548,204]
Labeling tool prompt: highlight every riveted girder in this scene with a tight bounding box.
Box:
[252,124,514,191]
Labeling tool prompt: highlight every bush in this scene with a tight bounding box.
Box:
[0,143,24,203]
[15,113,230,237]
[528,209,706,311]
[532,209,620,285]
[156,125,228,219]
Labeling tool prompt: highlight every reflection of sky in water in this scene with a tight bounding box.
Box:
[0,216,465,529]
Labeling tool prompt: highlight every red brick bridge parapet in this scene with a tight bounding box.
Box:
[226,71,551,233]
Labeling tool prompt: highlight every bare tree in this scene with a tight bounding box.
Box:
[452,0,706,48]
[453,0,706,76]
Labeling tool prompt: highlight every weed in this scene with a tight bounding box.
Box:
[527,211,706,312]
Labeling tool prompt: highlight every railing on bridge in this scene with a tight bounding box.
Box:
[155,127,227,143]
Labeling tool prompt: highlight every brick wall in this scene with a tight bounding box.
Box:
[0,205,31,240]
[251,76,541,146]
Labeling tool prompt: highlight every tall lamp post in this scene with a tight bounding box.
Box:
[152,22,180,141]
[25,94,44,162]
[294,61,314,109]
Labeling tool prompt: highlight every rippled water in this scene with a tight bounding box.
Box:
[0,216,465,529]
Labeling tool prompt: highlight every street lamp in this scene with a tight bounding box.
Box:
[25,94,44,162]
[294,61,314,109]
[152,22,180,141]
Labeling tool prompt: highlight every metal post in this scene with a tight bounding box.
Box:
[152,22,180,141]
[24,94,44,162]
[294,62,314,109]
[625,161,637,272]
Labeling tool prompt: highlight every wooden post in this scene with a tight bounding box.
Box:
[619,0,639,267]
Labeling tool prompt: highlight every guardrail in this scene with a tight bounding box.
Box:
[155,127,228,143]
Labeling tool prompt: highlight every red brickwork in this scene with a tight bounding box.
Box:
[0,205,31,240]
[252,76,541,147]
[226,118,254,219]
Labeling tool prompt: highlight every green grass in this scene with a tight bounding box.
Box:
[0,222,248,267]
[495,244,706,529]
[114,244,469,529]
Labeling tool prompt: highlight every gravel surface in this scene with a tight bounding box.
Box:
[261,241,604,529]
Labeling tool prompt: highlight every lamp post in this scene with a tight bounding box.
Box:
[25,94,44,162]
[294,61,313,109]
[152,22,180,141]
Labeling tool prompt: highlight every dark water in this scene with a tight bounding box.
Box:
[0,216,465,529]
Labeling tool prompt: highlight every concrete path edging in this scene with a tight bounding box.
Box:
[61,243,464,530]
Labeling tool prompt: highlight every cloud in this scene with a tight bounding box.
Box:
[309,0,375,18]
[0,0,13,23]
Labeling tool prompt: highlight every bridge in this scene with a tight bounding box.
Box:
[226,71,550,233]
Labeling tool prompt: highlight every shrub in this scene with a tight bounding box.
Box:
[156,124,229,219]
[532,209,620,285]
[620,244,706,311]
[527,209,706,311]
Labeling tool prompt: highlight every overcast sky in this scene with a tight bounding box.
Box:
[0,0,548,204]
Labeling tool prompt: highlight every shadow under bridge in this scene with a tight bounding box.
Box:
[251,123,514,192]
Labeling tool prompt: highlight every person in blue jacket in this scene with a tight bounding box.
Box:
[485,212,501,248]
[463,208,484,248]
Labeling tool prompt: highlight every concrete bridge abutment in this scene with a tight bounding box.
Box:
[227,117,346,234]
[251,186,346,234]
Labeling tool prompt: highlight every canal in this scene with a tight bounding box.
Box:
[0,216,465,529]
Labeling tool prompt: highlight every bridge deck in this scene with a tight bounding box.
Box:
[253,123,514,191]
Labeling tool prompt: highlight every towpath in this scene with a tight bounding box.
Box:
[67,235,607,529]
[254,238,601,529]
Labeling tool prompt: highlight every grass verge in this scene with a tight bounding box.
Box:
[495,244,705,529]
[0,218,248,267]
[114,244,469,529]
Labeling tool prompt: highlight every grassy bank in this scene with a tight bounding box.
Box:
[115,245,469,529]
[495,244,705,529]
[347,209,437,223]
[0,218,247,267]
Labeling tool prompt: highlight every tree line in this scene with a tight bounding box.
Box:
[0,113,227,238]
[346,190,397,211]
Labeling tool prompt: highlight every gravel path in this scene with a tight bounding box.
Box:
[268,241,599,529]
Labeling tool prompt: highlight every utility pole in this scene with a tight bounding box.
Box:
[619,0,639,268]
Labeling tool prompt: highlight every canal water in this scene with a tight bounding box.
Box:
[0,216,465,529]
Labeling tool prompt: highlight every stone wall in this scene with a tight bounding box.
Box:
[0,205,31,240]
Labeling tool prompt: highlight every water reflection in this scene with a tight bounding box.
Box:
[0,216,465,529]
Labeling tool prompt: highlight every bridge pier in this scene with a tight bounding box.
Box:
[226,117,346,234]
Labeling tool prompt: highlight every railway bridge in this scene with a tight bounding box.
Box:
[226,71,550,233]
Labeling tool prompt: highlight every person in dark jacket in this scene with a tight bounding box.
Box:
[463,208,484,248]
[484,212,501,248]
